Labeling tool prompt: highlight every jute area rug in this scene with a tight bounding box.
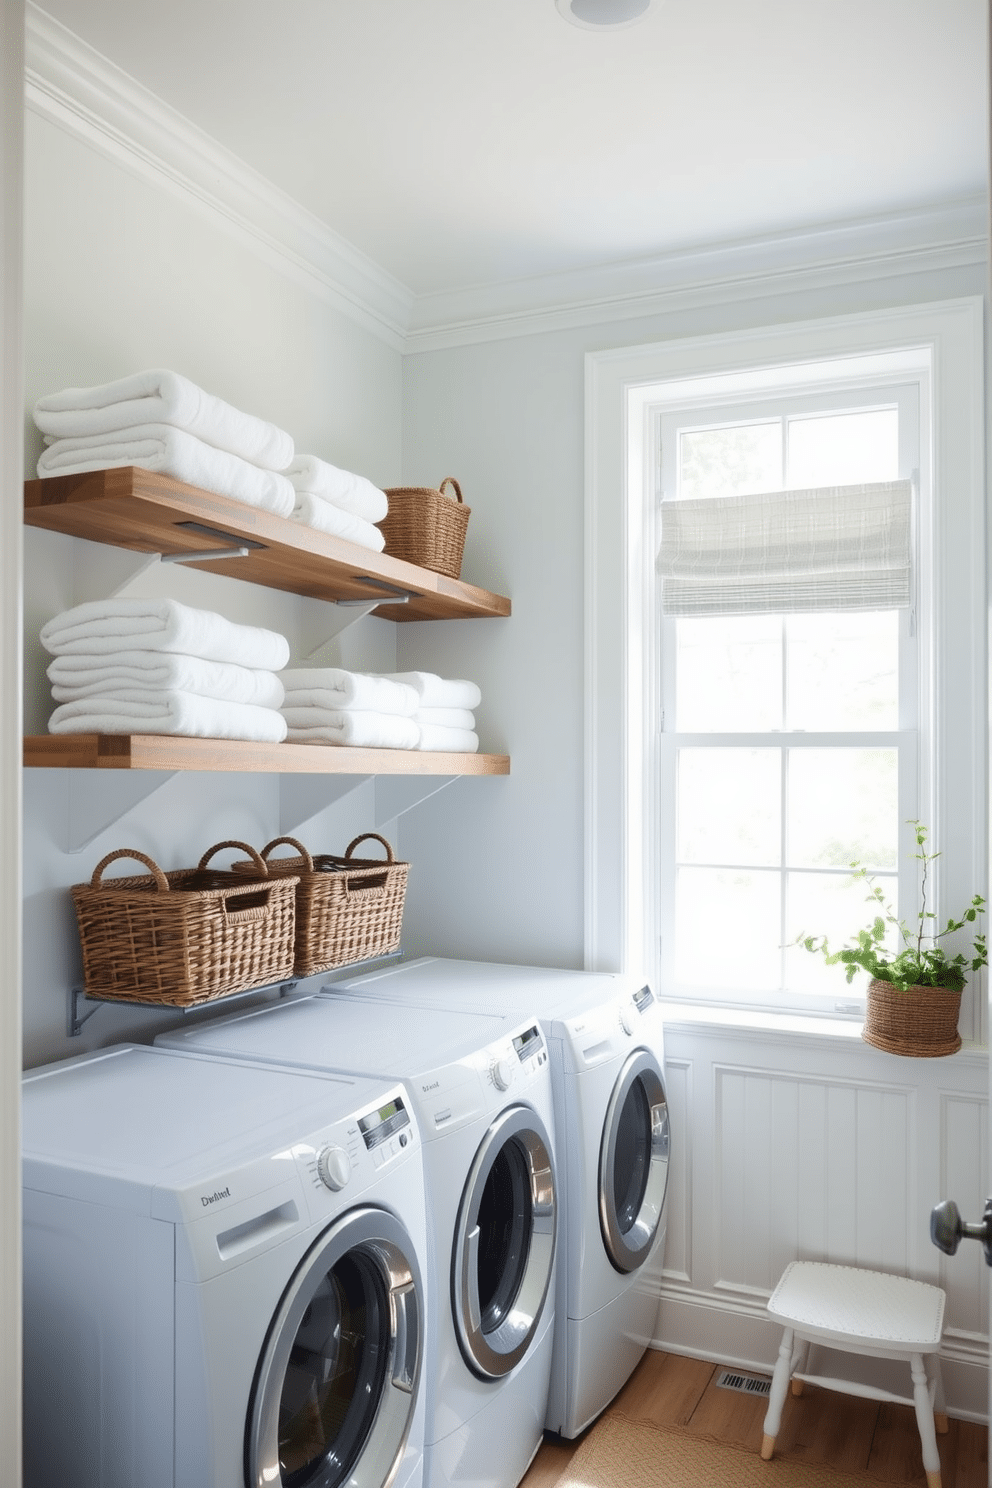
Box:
[550,1413,870,1488]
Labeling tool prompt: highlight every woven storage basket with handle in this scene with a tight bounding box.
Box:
[379,475,470,579]
[238,833,410,976]
[70,841,299,1007]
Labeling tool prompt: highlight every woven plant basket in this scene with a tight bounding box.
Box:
[70,841,299,1007]
[379,475,470,579]
[862,977,963,1057]
[237,833,410,976]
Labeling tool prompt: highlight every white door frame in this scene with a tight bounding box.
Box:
[1,0,25,1474]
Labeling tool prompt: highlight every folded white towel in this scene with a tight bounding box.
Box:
[283,710,420,750]
[415,706,476,730]
[378,671,483,709]
[280,669,418,716]
[37,424,295,518]
[47,652,285,708]
[34,369,294,469]
[286,454,389,523]
[40,598,290,671]
[48,692,288,742]
[288,492,386,552]
[416,724,480,754]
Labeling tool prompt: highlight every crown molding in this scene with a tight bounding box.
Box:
[23,5,987,356]
[405,196,988,352]
[23,3,414,351]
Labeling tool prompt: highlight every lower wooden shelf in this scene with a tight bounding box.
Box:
[24,734,510,775]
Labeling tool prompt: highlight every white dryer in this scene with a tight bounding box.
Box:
[22,1043,428,1488]
[156,994,558,1488]
[331,958,670,1439]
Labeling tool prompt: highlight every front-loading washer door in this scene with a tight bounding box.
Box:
[599,1049,670,1274]
[246,1206,422,1488]
[452,1103,557,1381]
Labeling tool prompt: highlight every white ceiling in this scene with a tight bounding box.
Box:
[31,0,989,298]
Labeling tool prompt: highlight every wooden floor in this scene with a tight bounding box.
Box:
[520,1351,989,1488]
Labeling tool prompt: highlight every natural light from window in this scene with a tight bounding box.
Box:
[663,401,909,1008]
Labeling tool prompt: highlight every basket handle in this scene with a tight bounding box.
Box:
[259,836,315,872]
[222,896,272,924]
[438,477,464,505]
[197,840,269,875]
[344,833,395,864]
[90,848,169,892]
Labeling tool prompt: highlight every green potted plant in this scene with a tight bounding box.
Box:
[796,822,987,1056]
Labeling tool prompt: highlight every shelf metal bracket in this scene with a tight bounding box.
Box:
[303,578,416,650]
[160,545,251,564]
[105,522,263,597]
[279,774,373,835]
[351,576,416,606]
[65,769,177,853]
[374,776,458,827]
[277,772,459,837]
[68,977,300,1038]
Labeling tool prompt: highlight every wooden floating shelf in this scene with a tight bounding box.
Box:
[24,734,510,776]
[25,467,511,623]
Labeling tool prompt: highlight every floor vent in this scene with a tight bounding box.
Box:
[714,1369,773,1397]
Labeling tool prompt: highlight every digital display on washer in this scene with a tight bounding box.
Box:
[359,1096,410,1149]
[633,984,655,1013]
[513,1025,543,1062]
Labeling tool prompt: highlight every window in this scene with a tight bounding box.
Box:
[657,388,918,1013]
[585,302,986,1032]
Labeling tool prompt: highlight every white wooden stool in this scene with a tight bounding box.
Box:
[761,1261,948,1488]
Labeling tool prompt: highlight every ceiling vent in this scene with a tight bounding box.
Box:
[555,0,652,30]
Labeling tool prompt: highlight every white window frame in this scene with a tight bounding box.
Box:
[584,299,987,1038]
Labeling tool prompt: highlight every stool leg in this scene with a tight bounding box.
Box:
[791,1340,810,1396]
[910,1352,942,1488]
[762,1327,794,1461]
[931,1352,948,1434]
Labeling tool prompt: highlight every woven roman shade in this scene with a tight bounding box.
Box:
[657,478,912,616]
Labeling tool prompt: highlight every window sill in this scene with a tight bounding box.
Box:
[657,999,988,1062]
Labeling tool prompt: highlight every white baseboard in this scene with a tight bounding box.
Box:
[653,1284,989,1425]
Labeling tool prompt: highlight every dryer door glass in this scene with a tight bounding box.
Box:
[452,1104,557,1380]
[248,1207,422,1488]
[599,1052,670,1274]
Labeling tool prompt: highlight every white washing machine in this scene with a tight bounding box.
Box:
[22,1043,428,1488]
[331,958,670,1439]
[156,994,558,1488]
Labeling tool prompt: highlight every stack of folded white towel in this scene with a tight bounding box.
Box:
[379,671,482,753]
[280,668,481,752]
[40,597,290,742]
[33,370,391,556]
[284,454,388,553]
[34,369,297,518]
[280,668,420,749]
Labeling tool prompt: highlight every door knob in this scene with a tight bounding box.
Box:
[930,1197,992,1266]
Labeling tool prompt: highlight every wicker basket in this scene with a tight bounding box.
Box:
[242,834,410,976]
[70,841,299,1007]
[379,476,470,579]
[862,977,963,1057]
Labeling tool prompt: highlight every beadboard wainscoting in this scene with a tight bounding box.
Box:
[654,1017,989,1421]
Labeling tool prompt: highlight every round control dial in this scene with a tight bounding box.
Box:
[316,1145,351,1192]
[619,1004,635,1037]
[490,1055,516,1091]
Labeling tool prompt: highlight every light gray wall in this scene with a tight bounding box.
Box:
[22,108,405,1067]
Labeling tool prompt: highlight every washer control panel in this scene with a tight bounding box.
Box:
[358,1092,415,1169]
[305,1086,416,1194]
